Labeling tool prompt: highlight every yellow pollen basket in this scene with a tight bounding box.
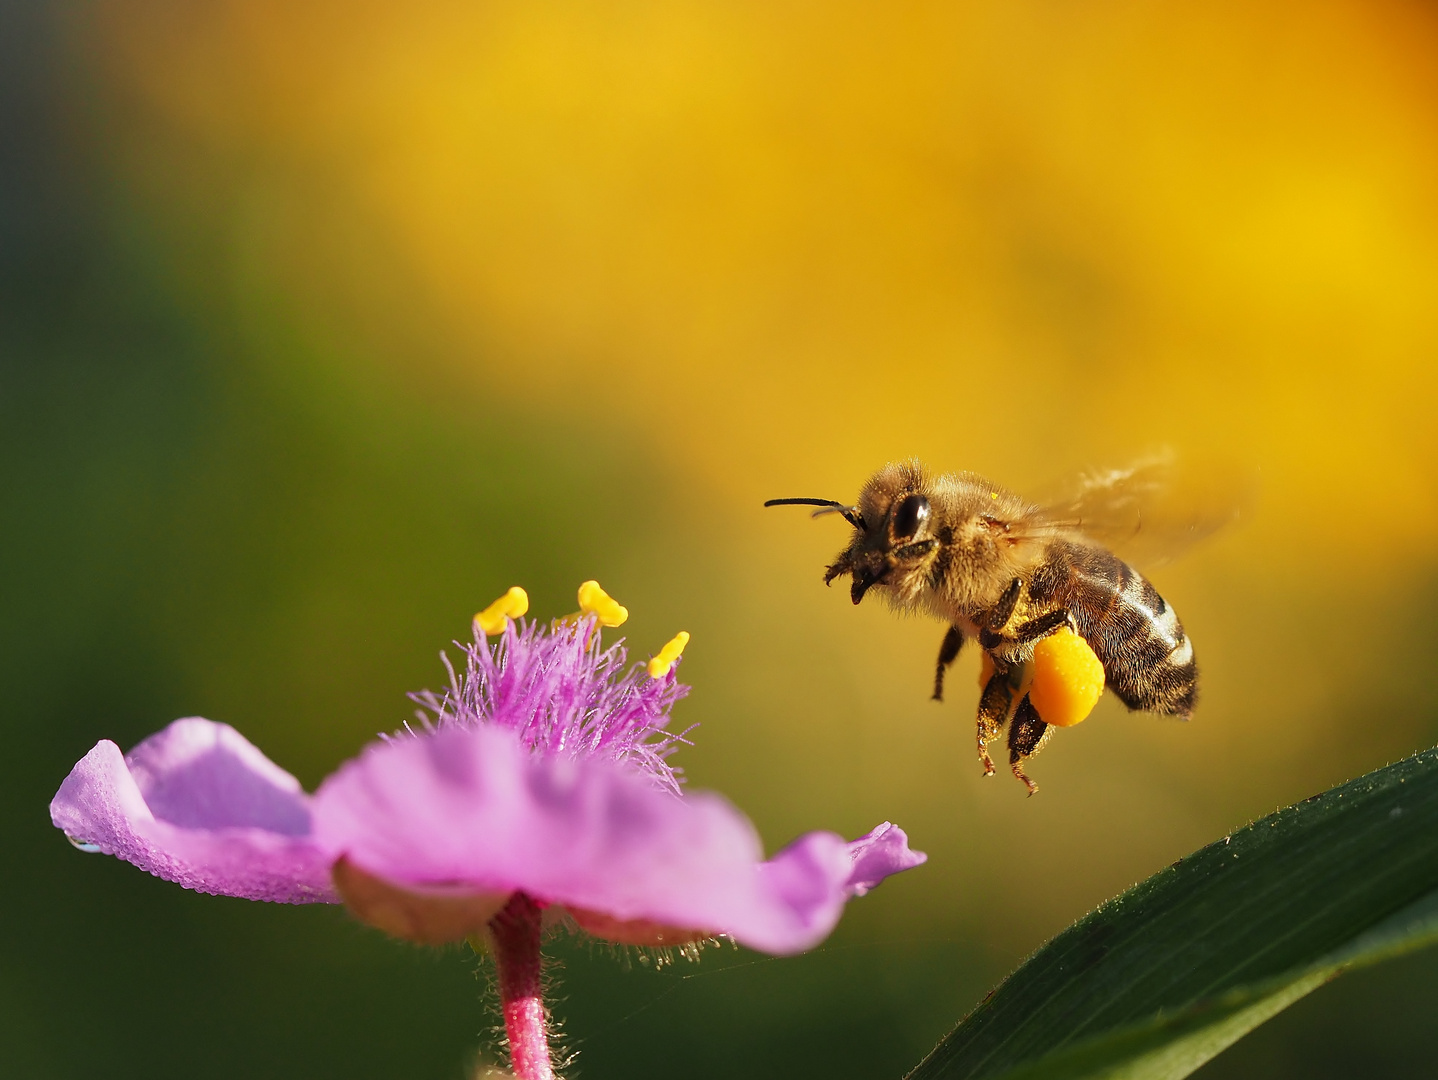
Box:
[474,586,529,636]
[647,631,691,679]
[577,580,628,628]
[1028,628,1106,727]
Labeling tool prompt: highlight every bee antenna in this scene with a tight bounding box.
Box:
[764,497,844,509]
[763,497,864,529]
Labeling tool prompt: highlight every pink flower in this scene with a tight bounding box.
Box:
[316,720,919,953]
[52,584,925,1079]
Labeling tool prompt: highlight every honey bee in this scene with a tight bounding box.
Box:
[767,458,1217,794]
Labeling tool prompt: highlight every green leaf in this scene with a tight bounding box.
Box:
[906,747,1438,1080]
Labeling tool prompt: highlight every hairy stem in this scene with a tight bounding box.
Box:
[488,893,555,1080]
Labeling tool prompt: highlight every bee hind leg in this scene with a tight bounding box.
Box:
[1008,694,1052,796]
[976,666,1012,777]
[932,626,964,701]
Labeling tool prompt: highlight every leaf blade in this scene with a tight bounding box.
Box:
[907,747,1438,1080]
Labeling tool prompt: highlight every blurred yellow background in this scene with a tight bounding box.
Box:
[7,1,1438,1077]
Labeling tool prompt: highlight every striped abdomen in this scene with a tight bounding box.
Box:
[1030,541,1197,718]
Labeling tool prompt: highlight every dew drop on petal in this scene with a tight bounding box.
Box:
[66,835,102,853]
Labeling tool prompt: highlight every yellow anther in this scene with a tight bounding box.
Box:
[1028,627,1106,728]
[577,580,628,628]
[647,631,691,679]
[474,586,529,636]
[990,491,999,500]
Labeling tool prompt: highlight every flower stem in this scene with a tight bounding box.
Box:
[489,892,555,1080]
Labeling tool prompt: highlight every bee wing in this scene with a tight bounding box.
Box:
[1036,452,1253,566]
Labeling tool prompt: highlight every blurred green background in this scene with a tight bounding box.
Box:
[6,1,1438,1077]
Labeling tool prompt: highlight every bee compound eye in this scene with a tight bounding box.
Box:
[892,494,930,540]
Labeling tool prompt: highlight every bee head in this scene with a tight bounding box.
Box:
[770,462,1044,619]
[816,461,940,606]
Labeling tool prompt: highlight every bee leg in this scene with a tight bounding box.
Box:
[976,666,1012,776]
[932,626,964,701]
[987,577,1023,631]
[1011,608,1072,647]
[1008,694,1052,796]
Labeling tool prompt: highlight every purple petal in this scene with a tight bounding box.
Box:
[50,718,337,904]
[752,831,856,946]
[844,822,927,897]
[313,725,917,953]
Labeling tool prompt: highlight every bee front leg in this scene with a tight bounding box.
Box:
[932,626,964,701]
[987,578,1022,631]
[975,664,1012,777]
[1008,694,1052,796]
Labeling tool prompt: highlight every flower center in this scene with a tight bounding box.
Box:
[411,582,695,791]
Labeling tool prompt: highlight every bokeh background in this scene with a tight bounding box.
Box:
[6,1,1438,1077]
